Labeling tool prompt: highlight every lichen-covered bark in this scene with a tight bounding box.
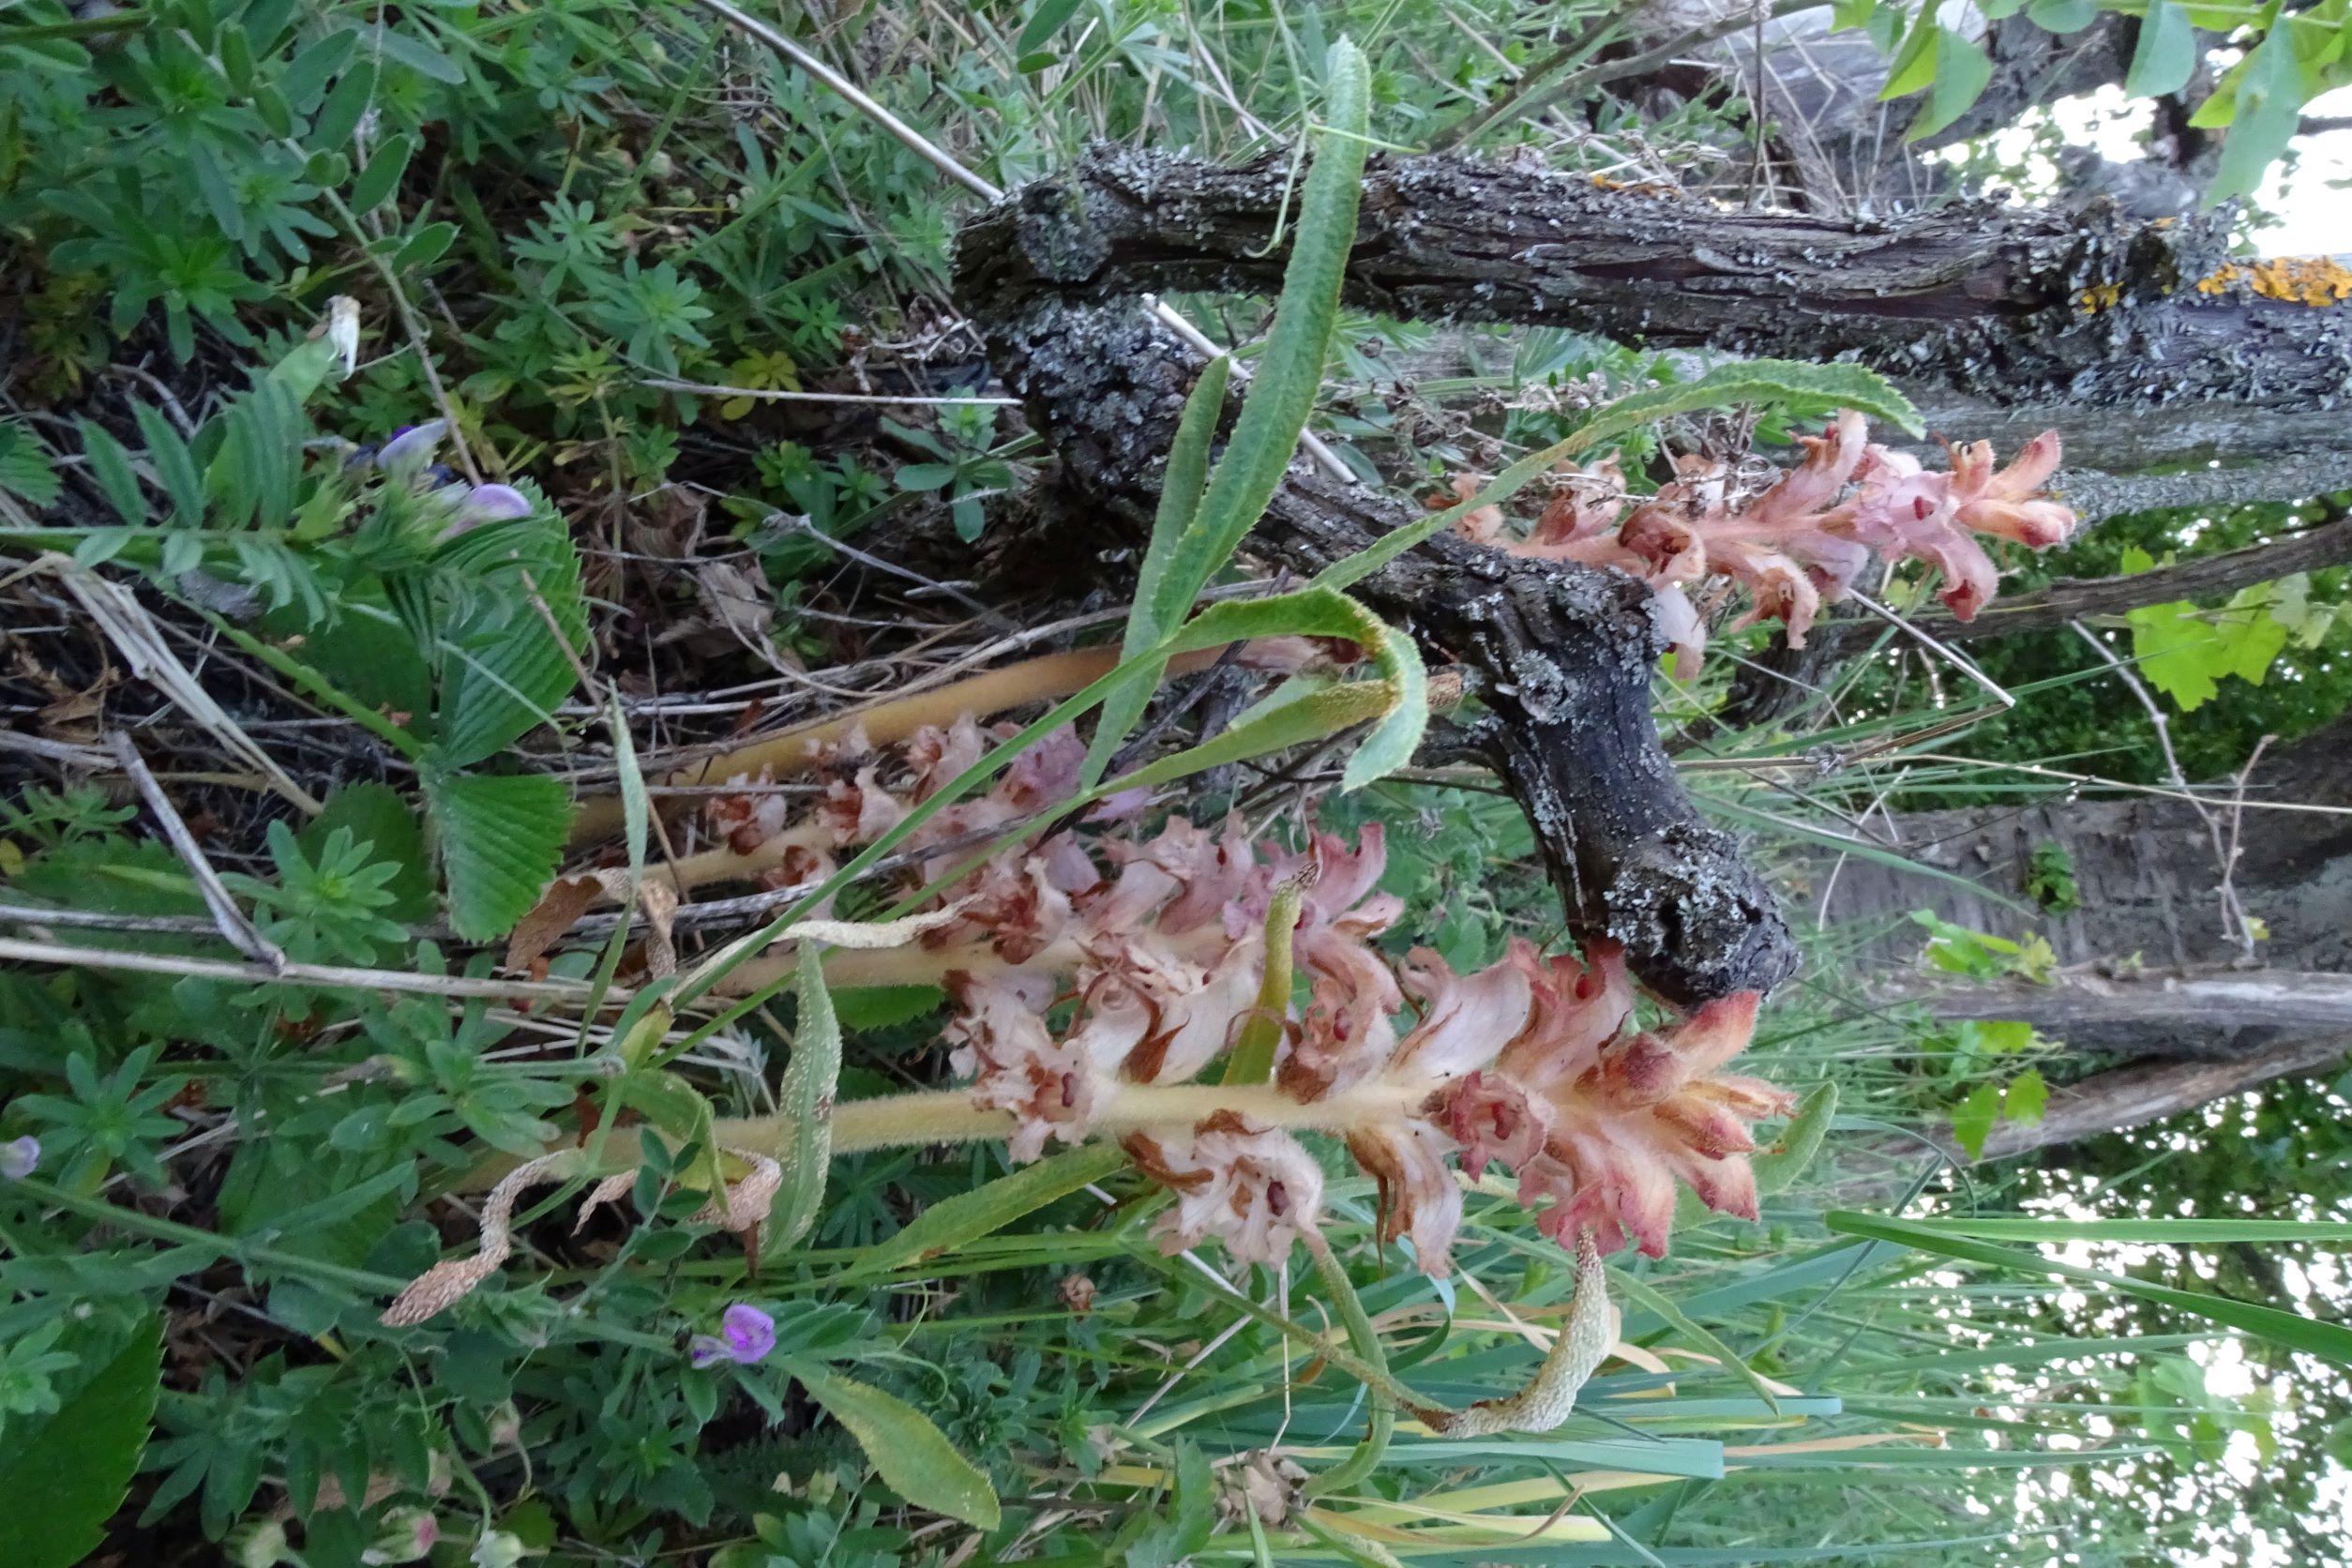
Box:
[958,147,2352,474]
[962,285,1798,1005]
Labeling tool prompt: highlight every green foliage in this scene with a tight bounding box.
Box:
[0,1314,162,1568]
[790,1367,1002,1530]
[422,768,573,942]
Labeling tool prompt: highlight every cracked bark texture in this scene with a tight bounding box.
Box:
[960,146,2352,482]
[955,288,1797,1006]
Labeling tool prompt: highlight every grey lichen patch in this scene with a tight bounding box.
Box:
[1604,822,1800,1006]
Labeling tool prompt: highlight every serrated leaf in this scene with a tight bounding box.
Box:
[2127,0,2196,98]
[830,984,946,1031]
[1950,1080,2002,1159]
[423,768,572,941]
[0,1314,162,1568]
[773,945,841,1250]
[429,516,588,767]
[792,1367,1002,1529]
[350,131,415,214]
[1907,29,1993,143]
[77,418,146,525]
[131,404,204,527]
[2126,599,2221,710]
[0,419,62,507]
[301,780,434,922]
[2003,1067,2049,1125]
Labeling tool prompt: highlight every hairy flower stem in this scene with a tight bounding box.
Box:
[463,1080,1425,1193]
[568,643,1234,844]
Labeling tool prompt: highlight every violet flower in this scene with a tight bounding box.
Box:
[0,1136,38,1179]
[688,1303,777,1367]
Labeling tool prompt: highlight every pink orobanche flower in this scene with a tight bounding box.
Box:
[1440,411,2076,667]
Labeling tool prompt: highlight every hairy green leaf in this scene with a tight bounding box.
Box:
[773,944,841,1250]
[792,1366,1003,1529]
[422,767,572,941]
[851,1141,1128,1277]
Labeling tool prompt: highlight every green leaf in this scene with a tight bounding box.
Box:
[1826,1212,2352,1369]
[1085,354,1232,787]
[1017,0,1087,59]
[2203,33,2304,206]
[301,780,434,922]
[131,405,204,528]
[396,221,458,271]
[1950,1080,2001,1159]
[894,461,957,491]
[429,517,588,767]
[0,419,62,507]
[1606,1269,1780,1414]
[0,1314,163,1568]
[792,1366,1002,1529]
[422,768,572,942]
[2126,0,2196,98]
[1905,1217,2352,1244]
[2126,599,2223,711]
[350,131,415,214]
[1315,359,1919,593]
[78,418,147,525]
[1906,30,1993,143]
[2026,0,2097,32]
[773,944,841,1250]
[1125,1440,1218,1566]
[1152,39,1370,634]
[309,57,376,150]
[1753,1082,1837,1197]
[1339,619,1427,791]
[830,984,946,1031]
[2002,1067,2049,1125]
[849,1141,1129,1277]
[1877,11,1940,100]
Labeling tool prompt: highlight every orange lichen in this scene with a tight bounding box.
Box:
[2194,257,2352,307]
[2076,281,2122,313]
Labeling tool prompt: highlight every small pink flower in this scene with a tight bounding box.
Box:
[1128,1112,1325,1264]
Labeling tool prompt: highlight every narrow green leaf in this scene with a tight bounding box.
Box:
[1606,1269,1779,1415]
[130,405,204,527]
[422,767,573,942]
[1903,1217,2352,1244]
[1085,354,1234,786]
[2126,0,2196,98]
[1153,40,1370,632]
[773,944,841,1250]
[830,984,946,1030]
[1826,1212,2352,1368]
[792,1366,1003,1529]
[1300,1239,1397,1499]
[850,1141,1128,1276]
[350,131,415,215]
[1017,0,1087,59]
[77,418,147,525]
[0,1314,162,1568]
[1225,876,1304,1085]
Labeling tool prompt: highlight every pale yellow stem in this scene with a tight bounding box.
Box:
[569,643,1233,844]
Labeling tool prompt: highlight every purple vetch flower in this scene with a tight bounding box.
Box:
[0,1136,38,1179]
[457,483,534,525]
[687,1303,777,1367]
